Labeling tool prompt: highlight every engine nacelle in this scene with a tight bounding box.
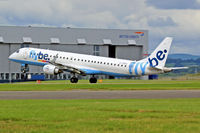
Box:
[43,65,61,75]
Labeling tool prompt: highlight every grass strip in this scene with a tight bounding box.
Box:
[0,99,199,133]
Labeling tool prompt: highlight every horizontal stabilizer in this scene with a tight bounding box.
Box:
[150,66,188,73]
[169,67,189,70]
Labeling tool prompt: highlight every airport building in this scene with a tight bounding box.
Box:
[0,26,148,82]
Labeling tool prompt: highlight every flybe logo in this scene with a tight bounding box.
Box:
[129,61,148,75]
[29,50,50,63]
[148,49,167,67]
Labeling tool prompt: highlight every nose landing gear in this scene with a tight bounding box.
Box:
[21,64,29,80]
[21,64,29,73]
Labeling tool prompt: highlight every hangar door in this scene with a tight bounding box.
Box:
[116,46,143,60]
[108,46,116,58]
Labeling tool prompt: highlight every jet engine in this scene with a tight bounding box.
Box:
[43,65,62,75]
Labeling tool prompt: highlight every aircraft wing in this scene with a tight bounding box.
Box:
[51,62,87,75]
[48,55,86,75]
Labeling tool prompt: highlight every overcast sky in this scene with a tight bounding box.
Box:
[0,0,200,55]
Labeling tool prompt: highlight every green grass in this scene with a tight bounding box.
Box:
[0,80,200,91]
[0,99,200,133]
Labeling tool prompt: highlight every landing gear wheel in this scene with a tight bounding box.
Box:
[22,70,26,73]
[89,77,97,84]
[70,77,78,83]
[21,64,29,73]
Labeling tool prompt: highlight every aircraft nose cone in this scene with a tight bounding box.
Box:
[8,54,14,60]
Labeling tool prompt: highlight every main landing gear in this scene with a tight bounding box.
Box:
[70,76,79,83]
[89,76,97,83]
[70,73,79,83]
[69,74,97,84]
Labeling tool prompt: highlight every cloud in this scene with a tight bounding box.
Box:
[0,0,73,25]
[0,0,199,55]
[170,41,200,55]
[68,11,122,28]
[146,0,200,9]
[0,0,128,28]
[147,16,177,27]
[0,16,9,25]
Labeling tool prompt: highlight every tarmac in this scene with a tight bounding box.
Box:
[0,90,200,99]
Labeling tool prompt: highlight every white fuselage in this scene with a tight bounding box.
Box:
[9,48,163,77]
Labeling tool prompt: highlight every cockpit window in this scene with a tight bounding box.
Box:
[16,50,19,53]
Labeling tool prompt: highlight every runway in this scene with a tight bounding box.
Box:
[0,90,200,99]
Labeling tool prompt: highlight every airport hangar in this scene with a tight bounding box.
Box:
[0,26,148,82]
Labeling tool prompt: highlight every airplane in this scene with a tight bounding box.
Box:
[8,37,187,83]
